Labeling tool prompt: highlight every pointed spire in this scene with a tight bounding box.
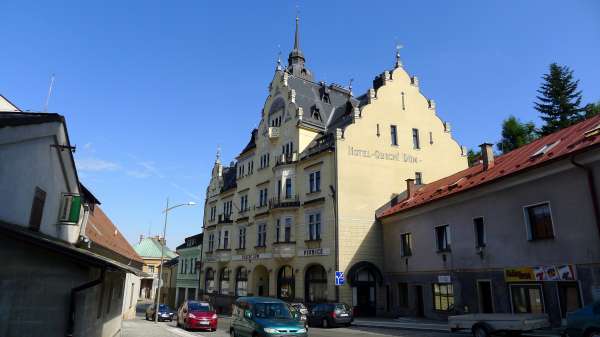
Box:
[276,50,282,71]
[287,15,312,80]
[395,44,403,68]
[294,16,300,51]
[216,145,221,163]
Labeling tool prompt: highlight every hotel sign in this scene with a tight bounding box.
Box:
[298,248,330,257]
[348,146,418,163]
[231,253,273,261]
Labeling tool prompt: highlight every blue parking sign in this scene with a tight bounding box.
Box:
[335,271,345,286]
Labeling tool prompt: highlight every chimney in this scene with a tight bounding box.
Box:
[479,143,495,170]
[406,179,416,200]
[139,234,144,243]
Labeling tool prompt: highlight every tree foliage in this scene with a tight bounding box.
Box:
[584,101,600,119]
[496,116,537,154]
[535,63,584,135]
[467,149,481,167]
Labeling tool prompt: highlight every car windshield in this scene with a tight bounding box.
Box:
[254,302,293,319]
[188,303,212,312]
[335,303,350,311]
[159,304,171,311]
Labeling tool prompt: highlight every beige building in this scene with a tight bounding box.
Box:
[200,18,467,315]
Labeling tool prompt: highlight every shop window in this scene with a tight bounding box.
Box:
[558,282,582,318]
[235,267,248,296]
[390,125,398,146]
[511,284,544,314]
[205,268,215,294]
[435,225,451,252]
[305,265,327,303]
[525,202,554,240]
[473,217,486,247]
[398,283,408,307]
[219,268,230,295]
[400,233,412,257]
[433,283,454,311]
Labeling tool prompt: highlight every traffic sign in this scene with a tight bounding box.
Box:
[335,271,345,286]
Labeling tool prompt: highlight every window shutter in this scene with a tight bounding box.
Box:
[68,195,82,222]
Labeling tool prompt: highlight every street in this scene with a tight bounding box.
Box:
[122,313,469,337]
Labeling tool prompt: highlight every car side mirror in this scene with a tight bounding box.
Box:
[244,310,252,319]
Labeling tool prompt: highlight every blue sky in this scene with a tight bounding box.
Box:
[2,1,599,249]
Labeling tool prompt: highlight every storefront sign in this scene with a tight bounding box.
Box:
[438,275,452,283]
[505,265,576,282]
[298,248,330,257]
[231,253,273,261]
[348,146,418,163]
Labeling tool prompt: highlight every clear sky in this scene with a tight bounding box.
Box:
[2,1,599,249]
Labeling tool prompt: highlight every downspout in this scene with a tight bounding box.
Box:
[571,155,600,239]
[332,138,340,302]
[67,268,105,337]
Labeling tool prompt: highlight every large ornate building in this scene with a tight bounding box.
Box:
[200,18,468,315]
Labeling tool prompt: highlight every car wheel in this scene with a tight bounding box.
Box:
[472,324,491,337]
[322,318,329,328]
[145,314,148,320]
[586,330,600,337]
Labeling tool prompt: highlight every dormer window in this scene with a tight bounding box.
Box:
[311,106,322,121]
[531,140,561,158]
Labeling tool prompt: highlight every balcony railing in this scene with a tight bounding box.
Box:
[268,127,280,139]
[269,195,300,209]
[276,152,298,166]
[218,214,233,224]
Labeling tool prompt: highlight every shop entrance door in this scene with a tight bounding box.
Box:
[477,280,494,313]
[558,282,582,318]
[511,284,544,314]
[415,285,424,317]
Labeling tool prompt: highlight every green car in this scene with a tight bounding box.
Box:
[230,297,308,337]
[565,301,600,337]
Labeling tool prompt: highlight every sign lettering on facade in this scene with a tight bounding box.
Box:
[298,248,330,257]
[348,146,418,163]
[505,265,576,282]
[231,253,273,261]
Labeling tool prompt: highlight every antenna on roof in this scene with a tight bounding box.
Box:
[349,78,354,95]
[44,74,55,112]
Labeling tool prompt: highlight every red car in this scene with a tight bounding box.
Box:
[177,300,218,331]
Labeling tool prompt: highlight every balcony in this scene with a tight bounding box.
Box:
[218,214,233,224]
[275,152,298,166]
[272,241,296,259]
[269,195,300,210]
[215,248,232,262]
[268,127,280,139]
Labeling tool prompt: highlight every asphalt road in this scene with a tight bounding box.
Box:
[124,313,469,337]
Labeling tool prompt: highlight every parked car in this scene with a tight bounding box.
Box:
[177,300,218,331]
[565,301,600,337]
[307,302,353,328]
[145,304,176,322]
[230,296,308,337]
[290,303,309,326]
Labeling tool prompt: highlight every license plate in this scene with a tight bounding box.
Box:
[199,321,210,325]
[340,313,349,317]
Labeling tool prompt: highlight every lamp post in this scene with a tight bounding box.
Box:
[155,198,196,323]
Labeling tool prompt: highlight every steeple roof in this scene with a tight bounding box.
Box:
[287,16,313,80]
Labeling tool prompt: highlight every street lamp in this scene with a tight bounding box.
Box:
[155,198,196,323]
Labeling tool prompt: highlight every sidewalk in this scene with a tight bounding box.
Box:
[352,317,449,332]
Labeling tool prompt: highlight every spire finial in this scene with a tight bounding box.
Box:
[349,78,354,95]
[276,45,282,71]
[294,15,300,50]
[216,145,221,163]
[395,43,403,68]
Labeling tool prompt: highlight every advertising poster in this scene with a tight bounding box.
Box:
[544,266,560,281]
[557,265,576,281]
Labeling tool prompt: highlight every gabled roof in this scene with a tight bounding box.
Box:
[0,111,64,128]
[85,206,143,264]
[0,94,21,112]
[377,114,600,219]
[133,237,177,259]
[238,129,258,157]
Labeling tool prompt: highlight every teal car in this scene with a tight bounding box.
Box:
[230,297,308,337]
[565,301,600,337]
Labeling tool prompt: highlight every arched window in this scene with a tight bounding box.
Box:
[220,267,230,295]
[205,268,215,294]
[305,265,328,303]
[277,265,295,301]
[235,267,248,296]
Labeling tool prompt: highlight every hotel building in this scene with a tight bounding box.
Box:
[200,18,467,315]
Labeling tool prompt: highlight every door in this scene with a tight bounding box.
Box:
[558,282,582,318]
[356,285,376,316]
[477,281,494,313]
[415,285,424,317]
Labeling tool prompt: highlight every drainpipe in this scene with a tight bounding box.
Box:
[571,155,600,239]
[67,268,105,337]
[332,136,340,303]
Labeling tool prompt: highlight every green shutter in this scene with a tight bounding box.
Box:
[69,195,81,222]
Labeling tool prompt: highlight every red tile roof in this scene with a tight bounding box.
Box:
[86,206,143,263]
[377,114,600,219]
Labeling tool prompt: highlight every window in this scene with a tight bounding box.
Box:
[223,230,229,249]
[412,128,420,149]
[258,188,268,207]
[276,219,281,242]
[29,187,46,231]
[305,265,328,303]
[525,203,554,240]
[309,171,321,193]
[473,217,485,247]
[220,268,230,295]
[58,193,81,223]
[240,195,248,212]
[435,225,451,252]
[376,124,380,137]
[429,131,433,144]
[511,284,544,313]
[235,267,248,296]
[208,234,215,252]
[398,283,408,307]
[260,153,271,169]
[433,283,454,311]
[308,213,321,240]
[400,233,412,257]
[390,125,398,146]
[248,161,253,174]
[184,259,187,274]
[209,206,216,221]
[257,223,267,247]
[284,217,292,242]
[415,172,423,185]
[223,200,233,217]
[401,92,405,110]
[238,227,246,249]
[285,178,292,199]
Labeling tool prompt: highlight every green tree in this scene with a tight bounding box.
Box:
[496,116,537,154]
[535,63,584,135]
[584,101,600,119]
[467,149,481,167]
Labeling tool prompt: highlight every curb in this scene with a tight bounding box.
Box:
[351,321,451,333]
